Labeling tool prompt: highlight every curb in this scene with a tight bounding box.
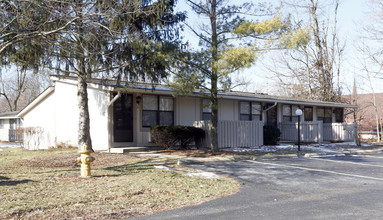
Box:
[177,157,235,165]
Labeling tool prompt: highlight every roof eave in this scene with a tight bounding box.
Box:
[217,93,358,109]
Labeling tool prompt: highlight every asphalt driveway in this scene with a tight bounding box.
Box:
[136,152,383,219]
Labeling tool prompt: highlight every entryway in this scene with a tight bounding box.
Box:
[113,93,133,142]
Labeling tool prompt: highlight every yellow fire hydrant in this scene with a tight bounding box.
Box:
[77,144,95,177]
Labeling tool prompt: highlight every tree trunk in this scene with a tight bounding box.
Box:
[366,70,380,142]
[77,75,93,151]
[209,0,219,152]
[210,84,219,152]
[373,94,380,142]
[310,0,337,102]
[75,1,92,151]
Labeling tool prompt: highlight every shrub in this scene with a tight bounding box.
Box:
[151,125,205,149]
[263,125,281,145]
[151,126,179,149]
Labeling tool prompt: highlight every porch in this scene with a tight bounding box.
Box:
[0,128,24,142]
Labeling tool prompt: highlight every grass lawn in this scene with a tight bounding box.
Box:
[0,148,239,219]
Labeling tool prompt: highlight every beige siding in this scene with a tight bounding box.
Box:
[219,99,238,121]
[176,96,201,126]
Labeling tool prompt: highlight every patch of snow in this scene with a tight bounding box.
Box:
[187,172,219,179]
[311,154,346,158]
[153,165,172,170]
[224,142,379,154]
[0,143,23,148]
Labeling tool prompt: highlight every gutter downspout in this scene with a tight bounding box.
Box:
[107,91,121,152]
[264,102,277,112]
[344,107,358,117]
[263,102,278,125]
[108,91,121,107]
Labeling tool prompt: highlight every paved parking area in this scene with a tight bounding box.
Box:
[137,152,383,219]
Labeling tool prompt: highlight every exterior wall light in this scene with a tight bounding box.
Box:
[136,96,142,104]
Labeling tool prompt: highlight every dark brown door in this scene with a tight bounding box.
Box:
[113,94,133,142]
[266,104,277,127]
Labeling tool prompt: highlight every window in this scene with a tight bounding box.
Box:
[202,99,212,120]
[317,107,332,123]
[0,119,3,129]
[142,95,174,127]
[16,119,22,128]
[9,119,15,130]
[304,107,313,121]
[240,101,262,121]
[334,108,344,123]
[282,105,299,122]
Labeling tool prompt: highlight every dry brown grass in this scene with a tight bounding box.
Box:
[0,148,239,219]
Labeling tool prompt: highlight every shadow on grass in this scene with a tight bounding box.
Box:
[103,157,178,176]
[34,168,80,174]
[0,175,36,186]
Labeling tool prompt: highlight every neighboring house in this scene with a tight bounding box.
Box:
[0,111,23,142]
[344,92,383,139]
[18,76,357,151]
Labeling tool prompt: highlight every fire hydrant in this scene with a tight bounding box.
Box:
[77,144,95,177]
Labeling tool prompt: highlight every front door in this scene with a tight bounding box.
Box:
[113,94,133,142]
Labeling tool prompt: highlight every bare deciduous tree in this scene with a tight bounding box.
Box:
[0,69,49,112]
[356,0,383,142]
[267,0,343,102]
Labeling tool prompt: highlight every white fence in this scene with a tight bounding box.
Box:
[323,123,356,142]
[279,121,323,143]
[279,122,356,143]
[194,120,263,149]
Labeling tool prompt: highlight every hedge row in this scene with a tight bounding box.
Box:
[151,125,205,149]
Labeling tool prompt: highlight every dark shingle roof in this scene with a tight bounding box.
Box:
[0,111,20,119]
